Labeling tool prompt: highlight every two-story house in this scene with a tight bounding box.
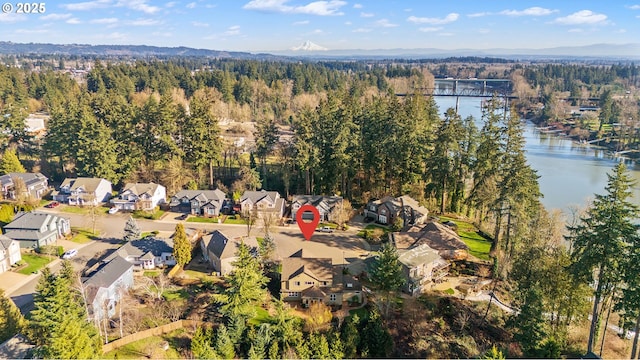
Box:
[201,230,259,276]
[111,183,167,211]
[397,244,450,295]
[0,235,21,274]
[0,173,49,200]
[364,195,429,228]
[170,189,227,217]
[83,256,134,322]
[3,211,71,249]
[290,195,343,222]
[280,250,362,307]
[53,177,112,206]
[105,237,176,270]
[239,190,285,219]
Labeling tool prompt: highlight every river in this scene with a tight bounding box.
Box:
[435,96,640,213]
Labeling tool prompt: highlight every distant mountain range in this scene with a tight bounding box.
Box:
[0,41,638,61]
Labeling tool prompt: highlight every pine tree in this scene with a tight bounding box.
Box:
[122,216,140,242]
[369,243,405,318]
[214,324,236,360]
[0,148,25,175]
[191,326,215,359]
[340,314,360,359]
[568,163,639,354]
[308,332,331,360]
[172,223,191,267]
[359,309,393,358]
[0,289,24,343]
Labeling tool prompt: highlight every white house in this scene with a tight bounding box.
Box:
[53,177,112,205]
[111,183,166,211]
[0,235,21,274]
[201,230,259,276]
[239,190,285,218]
[83,256,134,322]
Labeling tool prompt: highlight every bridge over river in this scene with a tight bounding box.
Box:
[397,78,513,98]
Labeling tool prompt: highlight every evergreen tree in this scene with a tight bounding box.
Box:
[359,309,393,358]
[0,289,24,343]
[509,287,547,356]
[122,216,141,242]
[172,222,191,267]
[214,324,236,360]
[218,242,268,319]
[0,148,25,174]
[567,163,639,354]
[369,243,405,318]
[340,314,360,359]
[191,326,216,359]
[247,324,271,360]
[308,332,331,360]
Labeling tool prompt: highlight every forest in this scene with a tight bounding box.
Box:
[0,56,639,358]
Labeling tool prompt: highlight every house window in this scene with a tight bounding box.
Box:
[346,283,353,288]
[321,281,328,286]
[305,281,314,285]
[380,209,386,214]
[329,294,337,301]
[294,281,300,286]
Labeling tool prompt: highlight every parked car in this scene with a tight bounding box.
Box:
[108,207,119,214]
[319,226,334,233]
[176,213,189,220]
[45,201,60,208]
[62,249,78,259]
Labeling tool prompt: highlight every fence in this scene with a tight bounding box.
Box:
[102,319,205,354]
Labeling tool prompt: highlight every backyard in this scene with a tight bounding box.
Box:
[439,216,491,261]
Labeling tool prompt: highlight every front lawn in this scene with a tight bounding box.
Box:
[357,224,391,237]
[186,216,220,224]
[439,216,492,261]
[70,228,98,243]
[223,215,247,225]
[132,209,165,220]
[60,205,109,215]
[18,254,52,275]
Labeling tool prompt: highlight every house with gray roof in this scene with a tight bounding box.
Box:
[112,182,166,211]
[83,256,134,321]
[364,195,429,228]
[106,237,175,270]
[0,173,49,201]
[200,230,259,276]
[290,195,343,221]
[0,235,21,274]
[52,177,112,205]
[397,243,449,295]
[3,211,70,249]
[239,190,285,219]
[170,189,227,217]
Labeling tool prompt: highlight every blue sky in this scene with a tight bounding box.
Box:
[0,0,637,52]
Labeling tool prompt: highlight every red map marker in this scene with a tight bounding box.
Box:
[296,204,320,241]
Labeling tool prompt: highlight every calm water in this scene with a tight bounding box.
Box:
[435,96,640,213]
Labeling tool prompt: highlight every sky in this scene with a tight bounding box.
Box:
[0,0,638,52]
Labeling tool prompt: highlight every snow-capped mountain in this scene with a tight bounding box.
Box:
[290,40,328,51]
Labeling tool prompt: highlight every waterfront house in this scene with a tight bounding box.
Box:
[83,256,134,322]
[52,177,112,205]
[397,244,450,295]
[0,235,21,274]
[3,211,71,249]
[392,222,469,261]
[290,195,343,221]
[201,230,259,276]
[111,183,166,211]
[170,189,227,217]
[364,195,428,228]
[0,173,48,200]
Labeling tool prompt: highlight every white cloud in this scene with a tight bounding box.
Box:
[186,2,196,8]
[438,32,454,36]
[0,13,26,23]
[40,13,73,20]
[243,0,347,16]
[90,17,119,24]
[616,29,627,33]
[96,32,127,40]
[375,19,398,27]
[468,12,490,18]
[192,21,209,27]
[225,25,241,35]
[419,27,442,32]
[165,1,177,7]
[553,10,607,25]
[627,4,640,9]
[478,28,490,34]
[360,12,374,18]
[404,8,412,12]
[117,0,160,13]
[62,0,111,11]
[293,20,310,25]
[15,29,49,34]
[152,31,172,37]
[128,18,160,26]
[500,7,557,16]
[407,13,459,25]
[353,3,362,8]
[66,18,82,24]
[352,28,371,33]
[344,21,351,25]
[568,28,583,32]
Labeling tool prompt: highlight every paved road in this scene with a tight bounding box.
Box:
[9,209,370,313]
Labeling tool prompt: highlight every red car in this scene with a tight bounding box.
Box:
[45,201,60,208]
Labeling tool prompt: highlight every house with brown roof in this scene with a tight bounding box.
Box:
[280,250,362,307]
[111,183,166,211]
[53,177,112,205]
[240,190,285,219]
[398,244,450,295]
[392,222,469,260]
[201,230,259,276]
[363,195,428,228]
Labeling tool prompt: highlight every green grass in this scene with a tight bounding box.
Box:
[439,216,492,261]
[103,333,182,359]
[444,288,455,295]
[18,254,52,275]
[132,209,165,220]
[143,270,162,277]
[60,205,88,214]
[348,306,370,321]
[317,222,338,229]
[248,306,272,326]
[182,269,218,281]
[186,216,220,223]
[70,228,98,243]
[223,215,247,225]
[357,224,391,238]
[162,289,189,301]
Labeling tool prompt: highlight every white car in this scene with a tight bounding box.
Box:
[108,207,119,214]
[319,226,334,233]
[62,249,78,259]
